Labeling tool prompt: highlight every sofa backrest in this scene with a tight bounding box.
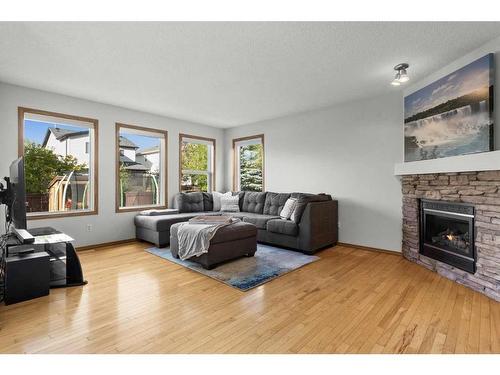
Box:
[241,192,267,214]
[263,192,291,216]
[202,192,213,211]
[290,192,332,222]
[174,192,205,213]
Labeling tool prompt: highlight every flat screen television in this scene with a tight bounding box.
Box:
[9,157,27,230]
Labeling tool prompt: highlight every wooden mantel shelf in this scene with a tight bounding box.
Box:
[394,150,500,176]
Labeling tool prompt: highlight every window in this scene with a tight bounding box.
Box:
[233,134,265,192]
[116,123,168,212]
[179,134,215,193]
[18,107,98,219]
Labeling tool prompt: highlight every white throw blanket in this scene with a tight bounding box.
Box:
[177,221,231,260]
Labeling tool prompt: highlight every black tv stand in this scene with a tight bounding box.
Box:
[5,227,87,289]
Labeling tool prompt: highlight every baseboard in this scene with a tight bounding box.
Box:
[76,238,137,251]
[338,242,402,256]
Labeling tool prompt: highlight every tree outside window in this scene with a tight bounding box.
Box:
[180,134,215,193]
[233,135,264,192]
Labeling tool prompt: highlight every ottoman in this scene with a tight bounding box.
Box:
[170,221,257,269]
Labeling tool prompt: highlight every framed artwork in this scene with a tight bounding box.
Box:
[404,54,494,162]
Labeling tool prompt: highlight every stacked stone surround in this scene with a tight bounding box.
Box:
[402,170,500,301]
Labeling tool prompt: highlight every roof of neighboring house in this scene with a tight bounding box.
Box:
[42,128,138,149]
[136,145,160,155]
[120,154,151,171]
[120,154,136,164]
[124,163,150,171]
[42,127,88,147]
[119,136,138,149]
[135,155,153,169]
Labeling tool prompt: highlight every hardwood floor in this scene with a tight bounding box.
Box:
[0,242,499,353]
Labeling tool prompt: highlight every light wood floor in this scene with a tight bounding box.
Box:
[1,242,499,354]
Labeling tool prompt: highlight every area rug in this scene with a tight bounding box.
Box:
[146,244,319,291]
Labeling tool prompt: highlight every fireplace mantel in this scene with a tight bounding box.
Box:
[394,150,500,176]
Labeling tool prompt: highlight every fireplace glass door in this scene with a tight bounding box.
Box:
[424,213,472,258]
[420,200,475,273]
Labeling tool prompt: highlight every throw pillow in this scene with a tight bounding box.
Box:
[212,191,232,211]
[280,198,297,220]
[220,195,240,212]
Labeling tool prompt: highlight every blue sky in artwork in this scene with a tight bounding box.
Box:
[404,54,492,119]
[24,119,158,149]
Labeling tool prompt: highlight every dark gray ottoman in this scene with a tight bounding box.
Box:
[170,222,257,269]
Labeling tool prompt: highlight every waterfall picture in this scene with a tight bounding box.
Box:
[404,54,494,162]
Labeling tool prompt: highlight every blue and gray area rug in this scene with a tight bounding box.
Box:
[146,244,319,291]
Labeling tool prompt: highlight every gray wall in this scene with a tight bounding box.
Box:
[0,82,225,247]
[224,93,404,252]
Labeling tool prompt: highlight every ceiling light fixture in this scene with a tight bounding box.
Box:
[391,63,410,86]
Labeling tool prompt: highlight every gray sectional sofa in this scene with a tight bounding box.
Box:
[134,191,338,254]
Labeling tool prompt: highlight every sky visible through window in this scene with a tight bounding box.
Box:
[25,120,159,150]
[120,131,160,150]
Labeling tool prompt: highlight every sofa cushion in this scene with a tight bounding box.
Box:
[290,193,332,222]
[202,192,213,211]
[263,192,291,216]
[135,212,220,232]
[241,192,266,214]
[267,219,299,236]
[227,212,280,229]
[174,192,204,213]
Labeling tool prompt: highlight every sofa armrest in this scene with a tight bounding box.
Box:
[298,200,338,253]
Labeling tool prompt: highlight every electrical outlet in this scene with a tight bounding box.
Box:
[86,224,92,232]
[338,222,341,228]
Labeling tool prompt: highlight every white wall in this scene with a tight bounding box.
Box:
[0,82,225,247]
[224,93,404,252]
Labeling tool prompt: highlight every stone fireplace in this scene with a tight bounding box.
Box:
[402,170,500,301]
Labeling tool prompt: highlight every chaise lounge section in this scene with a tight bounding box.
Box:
[134,191,338,254]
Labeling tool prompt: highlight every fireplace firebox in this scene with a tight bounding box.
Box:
[420,200,476,273]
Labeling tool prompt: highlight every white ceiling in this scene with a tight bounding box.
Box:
[1,22,499,127]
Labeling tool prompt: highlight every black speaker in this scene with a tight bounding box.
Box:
[5,251,50,305]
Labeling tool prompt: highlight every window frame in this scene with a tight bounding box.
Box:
[18,106,99,220]
[178,133,216,193]
[115,122,168,213]
[232,134,265,192]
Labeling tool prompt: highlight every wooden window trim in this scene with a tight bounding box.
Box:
[115,122,168,213]
[179,133,216,193]
[18,107,99,220]
[232,134,265,192]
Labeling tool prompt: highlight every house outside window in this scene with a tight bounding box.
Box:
[179,134,215,193]
[233,134,265,192]
[18,107,98,218]
[116,123,168,212]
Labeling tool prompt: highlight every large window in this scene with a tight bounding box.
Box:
[18,107,98,219]
[233,134,264,192]
[116,123,168,212]
[179,134,215,193]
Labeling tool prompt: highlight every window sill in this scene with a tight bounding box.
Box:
[27,209,98,220]
[115,205,168,214]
